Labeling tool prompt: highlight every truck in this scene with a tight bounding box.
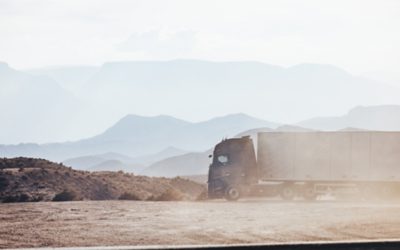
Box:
[207,131,400,201]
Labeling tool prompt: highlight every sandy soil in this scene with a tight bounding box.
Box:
[1,199,400,249]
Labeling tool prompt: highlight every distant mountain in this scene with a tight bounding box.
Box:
[87,114,190,146]
[62,147,185,171]
[298,105,400,131]
[141,149,213,177]
[63,155,107,170]
[97,152,137,164]
[0,62,83,144]
[131,146,188,165]
[62,152,138,170]
[86,159,144,173]
[27,66,99,94]
[0,113,278,162]
[82,60,400,125]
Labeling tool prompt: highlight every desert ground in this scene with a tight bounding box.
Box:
[1,199,400,249]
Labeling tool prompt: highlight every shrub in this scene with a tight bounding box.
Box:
[0,176,9,191]
[3,193,30,203]
[118,192,140,200]
[31,195,44,202]
[52,189,78,202]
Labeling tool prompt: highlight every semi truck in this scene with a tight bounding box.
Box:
[207,131,400,201]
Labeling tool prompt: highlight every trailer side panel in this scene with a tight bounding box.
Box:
[257,131,400,182]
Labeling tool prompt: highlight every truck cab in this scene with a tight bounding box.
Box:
[208,136,258,200]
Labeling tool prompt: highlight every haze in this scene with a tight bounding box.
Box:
[1,0,399,73]
[1,0,400,144]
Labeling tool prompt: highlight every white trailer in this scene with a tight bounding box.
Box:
[258,131,400,182]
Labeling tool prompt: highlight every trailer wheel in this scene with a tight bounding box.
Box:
[302,184,317,201]
[280,185,295,200]
[225,186,240,201]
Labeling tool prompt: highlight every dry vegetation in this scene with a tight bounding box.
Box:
[0,157,205,203]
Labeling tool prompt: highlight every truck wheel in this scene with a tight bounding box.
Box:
[280,185,295,200]
[303,185,317,201]
[225,186,240,201]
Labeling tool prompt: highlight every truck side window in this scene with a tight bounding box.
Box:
[217,155,229,164]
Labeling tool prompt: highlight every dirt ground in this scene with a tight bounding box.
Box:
[1,199,400,249]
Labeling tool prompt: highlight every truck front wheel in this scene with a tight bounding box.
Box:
[225,186,241,201]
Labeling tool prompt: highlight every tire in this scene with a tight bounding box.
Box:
[225,186,240,201]
[302,184,317,201]
[280,185,295,200]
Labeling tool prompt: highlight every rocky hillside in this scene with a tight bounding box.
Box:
[0,157,205,203]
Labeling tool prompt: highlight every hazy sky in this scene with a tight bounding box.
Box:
[1,0,400,75]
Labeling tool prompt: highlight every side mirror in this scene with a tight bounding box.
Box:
[208,154,212,158]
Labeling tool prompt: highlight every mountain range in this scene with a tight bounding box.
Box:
[3,59,400,144]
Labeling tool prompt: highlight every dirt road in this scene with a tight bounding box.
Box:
[1,199,400,248]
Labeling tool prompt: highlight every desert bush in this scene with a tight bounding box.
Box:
[0,176,9,191]
[118,192,140,200]
[31,195,44,202]
[52,189,78,202]
[3,193,30,203]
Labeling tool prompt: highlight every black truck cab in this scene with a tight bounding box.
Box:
[208,136,258,200]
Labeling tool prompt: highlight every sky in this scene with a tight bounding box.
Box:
[1,0,400,75]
